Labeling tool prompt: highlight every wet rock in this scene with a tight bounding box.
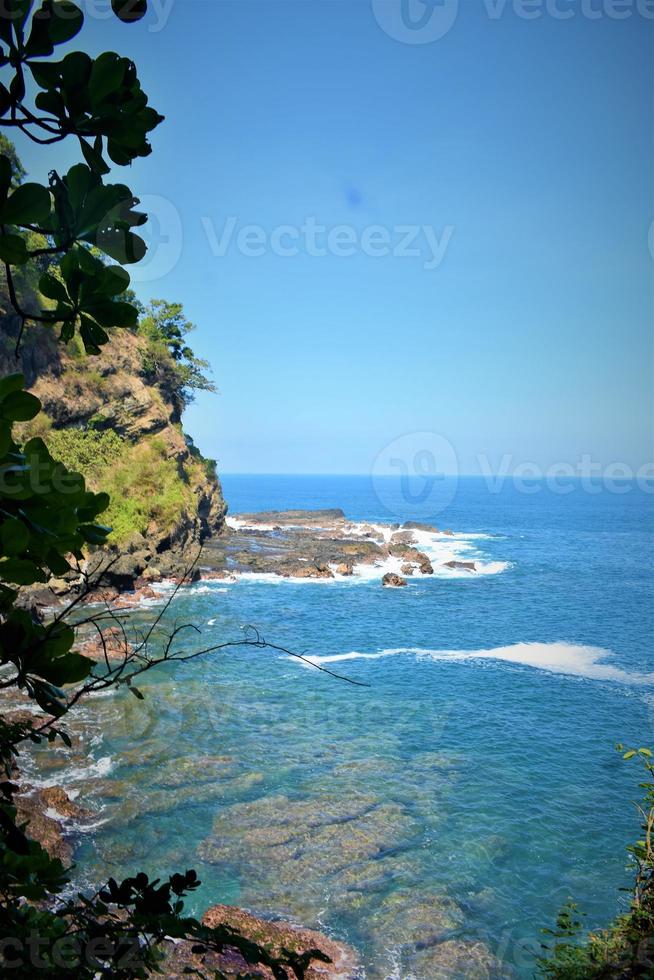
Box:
[402,521,439,532]
[443,529,454,536]
[39,786,89,819]
[163,903,360,979]
[407,938,502,979]
[382,573,406,588]
[335,561,354,576]
[443,560,476,572]
[101,553,148,591]
[367,889,464,948]
[390,530,416,546]
[15,786,86,862]
[401,563,416,575]
[236,509,346,527]
[198,793,419,921]
[280,561,334,579]
[78,626,132,662]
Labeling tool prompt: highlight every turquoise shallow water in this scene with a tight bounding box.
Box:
[43,476,654,978]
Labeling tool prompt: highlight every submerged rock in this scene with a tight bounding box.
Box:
[163,903,360,978]
[407,938,502,979]
[15,785,87,862]
[367,889,464,948]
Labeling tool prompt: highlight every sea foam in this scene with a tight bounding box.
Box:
[297,641,654,686]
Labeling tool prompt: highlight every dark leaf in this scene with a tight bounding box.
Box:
[0,233,28,264]
[111,0,147,22]
[1,182,51,225]
[0,389,41,422]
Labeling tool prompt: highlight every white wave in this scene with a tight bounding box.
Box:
[33,755,114,789]
[188,584,230,596]
[223,516,509,583]
[296,642,654,686]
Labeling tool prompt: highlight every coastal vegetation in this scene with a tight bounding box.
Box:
[539,747,654,978]
[0,2,328,976]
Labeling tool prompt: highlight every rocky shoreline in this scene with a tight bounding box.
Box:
[20,508,483,615]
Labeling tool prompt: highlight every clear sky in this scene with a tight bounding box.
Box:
[16,0,654,475]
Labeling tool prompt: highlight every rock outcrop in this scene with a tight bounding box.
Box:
[163,904,359,979]
[1,323,226,593]
[382,573,406,588]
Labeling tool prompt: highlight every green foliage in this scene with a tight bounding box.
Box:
[47,426,124,480]
[0,9,326,978]
[100,438,188,545]
[539,746,654,978]
[0,373,109,717]
[0,0,162,352]
[138,298,215,412]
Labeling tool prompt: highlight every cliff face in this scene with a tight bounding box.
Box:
[0,318,226,583]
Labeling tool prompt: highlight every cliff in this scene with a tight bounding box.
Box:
[0,313,226,587]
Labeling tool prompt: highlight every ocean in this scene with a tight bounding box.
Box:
[38,475,654,978]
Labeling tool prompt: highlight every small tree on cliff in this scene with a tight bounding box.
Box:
[137,298,215,417]
[0,4,328,976]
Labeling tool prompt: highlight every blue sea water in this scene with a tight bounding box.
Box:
[64,476,653,978]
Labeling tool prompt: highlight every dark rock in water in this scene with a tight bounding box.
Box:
[407,938,502,979]
[336,561,354,576]
[443,560,476,572]
[389,530,416,546]
[101,553,147,591]
[400,563,416,575]
[79,625,132,662]
[443,528,454,536]
[388,543,433,574]
[382,573,406,588]
[280,561,334,579]
[15,786,87,863]
[402,520,439,532]
[236,508,346,526]
[163,904,360,978]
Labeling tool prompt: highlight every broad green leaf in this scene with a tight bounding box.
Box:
[79,138,110,176]
[0,373,26,401]
[28,59,62,90]
[24,10,55,57]
[0,558,46,585]
[1,182,51,225]
[39,272,69,303]
[0,82,11,117]
[84,299,138,328]
[97,228,146,265]
[0,518,29,557]
[47,1,84,45]
[89,51,125,105]
[0,233,28,264]
[0,389,41,422]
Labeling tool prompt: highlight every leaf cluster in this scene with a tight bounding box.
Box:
[0,0,162,352]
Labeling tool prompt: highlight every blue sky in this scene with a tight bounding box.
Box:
[16,0,654,475]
